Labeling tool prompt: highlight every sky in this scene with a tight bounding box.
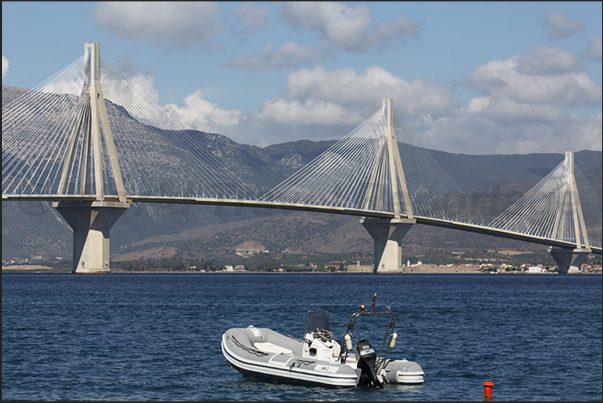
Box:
[2,1,602,155]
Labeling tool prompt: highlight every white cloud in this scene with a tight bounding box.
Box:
[445,49,602,154]
[543,10,584,40]
[251,98,362,126]
[2,55,8,80]
[279,2,421,53]
[232,53,601,153]
[240,98,365,146]
[222,41,317,69]
[477,97,566,125]
[94,2,222,49]
[423,108,601,155]
[164,90,242,133]
[467,96,489,113]
[517,46,582,75]
[470,53,601,106]
[92,63,243,134]
[282,66,451,116]
[228,65,452,146]
[584,35,602,62]
[234,2,267,33]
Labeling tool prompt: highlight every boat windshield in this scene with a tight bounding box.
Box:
[305,310,329,334]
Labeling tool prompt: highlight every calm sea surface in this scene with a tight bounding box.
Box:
[2,273,602,401]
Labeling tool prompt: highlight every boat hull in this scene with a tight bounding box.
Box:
[222,327,361,388]
[380,359,425,384]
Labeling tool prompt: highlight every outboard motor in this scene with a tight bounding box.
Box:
[354,338,383,388]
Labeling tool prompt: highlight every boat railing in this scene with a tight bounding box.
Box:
[341,304,397,373]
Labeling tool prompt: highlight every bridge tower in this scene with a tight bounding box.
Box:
[53,43,129,273]
[548,151,591,274]
[360,98,415,273]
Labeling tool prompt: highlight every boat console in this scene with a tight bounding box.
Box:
[302,310,341,361]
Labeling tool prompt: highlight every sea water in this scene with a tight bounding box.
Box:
[2,273,602,401]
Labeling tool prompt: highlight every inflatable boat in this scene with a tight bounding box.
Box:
[221,299,424,388]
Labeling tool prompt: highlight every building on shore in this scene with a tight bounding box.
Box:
[347,261,373,273]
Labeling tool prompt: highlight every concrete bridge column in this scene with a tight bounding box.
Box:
[360,218,414,273]
[548,247,590,274]
[54,201,129,273]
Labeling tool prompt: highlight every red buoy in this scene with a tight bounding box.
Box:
[483,379,494,396]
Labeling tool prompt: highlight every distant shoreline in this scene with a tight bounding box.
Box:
[3,265,600,274]
[2,265,64,271]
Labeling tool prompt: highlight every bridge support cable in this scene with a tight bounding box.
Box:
[360,99,415,273]
[488,151,599,272]
[2,55,87,196]
[3,43,255,201]
[93,53,256,201]
[260,99,416,215]
[54,43,126,202]
[390,105,488,226]
[50,43,129,273]
[488,151,593,248]
[548,151,594,273]
[571,161,602,250]
[361,98,414,219]
[260,109,388,209]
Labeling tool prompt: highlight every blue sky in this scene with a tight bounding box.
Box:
[2,1,602,154]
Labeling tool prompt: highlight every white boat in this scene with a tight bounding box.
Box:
[221,300,424,388]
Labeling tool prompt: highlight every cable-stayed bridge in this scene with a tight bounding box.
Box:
[3,43,601,273]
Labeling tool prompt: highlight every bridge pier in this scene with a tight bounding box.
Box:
[548,247,590,274]
[54,201,129,273]
[360,218,414,273]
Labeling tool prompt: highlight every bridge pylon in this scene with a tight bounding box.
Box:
[52,43,129,273]
[360,98,415,273]
[548,151,591,274]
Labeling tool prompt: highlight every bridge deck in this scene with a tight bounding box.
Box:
[4,194,600,255]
